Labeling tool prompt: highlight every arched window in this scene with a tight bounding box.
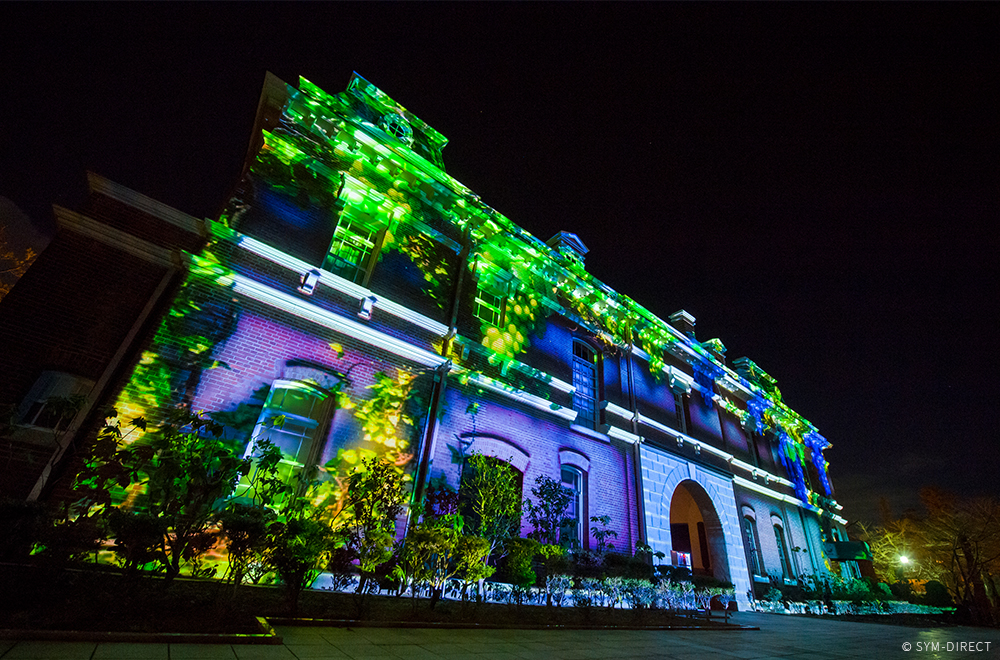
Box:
[742,507,764,577]
[458,454,523,538]
[572,340,599,429]
[560,465,585,549]
[772,518,793,579]
[244,380,333,485]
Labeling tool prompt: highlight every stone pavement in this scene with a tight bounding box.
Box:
[3,612,1000,659]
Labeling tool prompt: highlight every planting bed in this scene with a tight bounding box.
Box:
[0,564,738,635]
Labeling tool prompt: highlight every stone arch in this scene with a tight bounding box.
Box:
[558,447,590,472]
[463,435,530,474]
[670,479,731,584]
[640,445,753,610]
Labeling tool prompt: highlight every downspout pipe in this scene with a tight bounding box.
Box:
[410,229,471,514]
[626,332,647,548]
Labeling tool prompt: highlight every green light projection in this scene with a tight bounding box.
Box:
[218,72,834,509]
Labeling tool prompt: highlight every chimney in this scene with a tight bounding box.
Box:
[669,310,696,339]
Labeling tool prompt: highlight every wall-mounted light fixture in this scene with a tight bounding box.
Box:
[358,295,376,320]
[298,269,321,295]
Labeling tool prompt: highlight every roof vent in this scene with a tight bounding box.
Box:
[546,231,589,265]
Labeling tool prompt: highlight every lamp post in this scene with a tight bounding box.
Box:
[896,555,910,581]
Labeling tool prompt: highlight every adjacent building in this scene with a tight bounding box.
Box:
[0,72,864,607]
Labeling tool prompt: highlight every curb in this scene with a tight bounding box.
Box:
[0,617,283,645]
[267,617,759,631]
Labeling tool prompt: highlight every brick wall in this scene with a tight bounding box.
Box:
[430,384,638,551]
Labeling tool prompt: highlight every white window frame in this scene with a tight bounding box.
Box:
[742,506,764,577]
[572,340,599,430]
[772,516,794,580]
[18,371,94,431]
[243,380,332,486]
[560,465,585,549]
[324,215,380,285]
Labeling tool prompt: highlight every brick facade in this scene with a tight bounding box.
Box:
[0,72,856,594]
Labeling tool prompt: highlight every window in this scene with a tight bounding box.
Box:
[748,432,760,468]
[672,391,689,435]
[379,113,414,147]
[743,515,764,576]
[243,380,332,487]
[774,522,793,579]
[561,465,585,549]
[572,341,599,429]
[473,285,505,327]
[324,217,378,284]
[18,371,94,430]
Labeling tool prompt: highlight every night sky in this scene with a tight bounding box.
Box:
[2,4,997,525]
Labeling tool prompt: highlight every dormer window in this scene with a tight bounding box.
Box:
[379,113,414,147]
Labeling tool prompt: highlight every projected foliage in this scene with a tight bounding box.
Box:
[153,72,834,519]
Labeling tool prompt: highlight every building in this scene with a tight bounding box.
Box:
[0,72,864,607]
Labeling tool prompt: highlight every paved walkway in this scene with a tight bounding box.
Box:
[3,612,1000,659]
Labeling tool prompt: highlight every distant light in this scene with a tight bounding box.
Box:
[900,556,910,564]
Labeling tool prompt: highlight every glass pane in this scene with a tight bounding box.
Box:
[474,288,504,326]
[572,347,598,427]
[279,388,317,419]
[326,219,376,283]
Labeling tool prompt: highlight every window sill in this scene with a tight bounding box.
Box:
[6,425,59,448]
[569,423,610,443]
[752,575,770,583]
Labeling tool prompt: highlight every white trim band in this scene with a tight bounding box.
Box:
[231,275,449,368]
[237,235,449,336]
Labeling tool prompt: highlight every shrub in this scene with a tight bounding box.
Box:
[547,574,573,607]
[454,534,495,601]
[0,499,51,562]
[523,475,573,546]
[106,508,166,579]
[264,516,332,615]
[572,587,594,608]
[922,580,953,607]
[600,576,626,609]
[622,578,656,609]
[504,537,539,588]
[603,551,653,579]
[219,503,274,590]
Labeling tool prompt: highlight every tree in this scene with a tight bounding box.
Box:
[136,413,250,581]
[856,518,936,584]
[345,456,406,598]
[454,535,494,603]
[591,515,618,554]
[862,488,1000,625]
[523,474,573,546]
[399,513,463,609]
[458,453,521,563]
[914,487,1000,625]
[0,225,37,301]
[264,515,332,615]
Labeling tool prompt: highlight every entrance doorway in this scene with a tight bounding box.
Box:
[669,479,731,583]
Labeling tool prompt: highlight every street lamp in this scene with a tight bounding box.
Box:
[896,555,910,581]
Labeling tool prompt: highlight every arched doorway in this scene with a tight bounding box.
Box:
[669,479,732,584]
